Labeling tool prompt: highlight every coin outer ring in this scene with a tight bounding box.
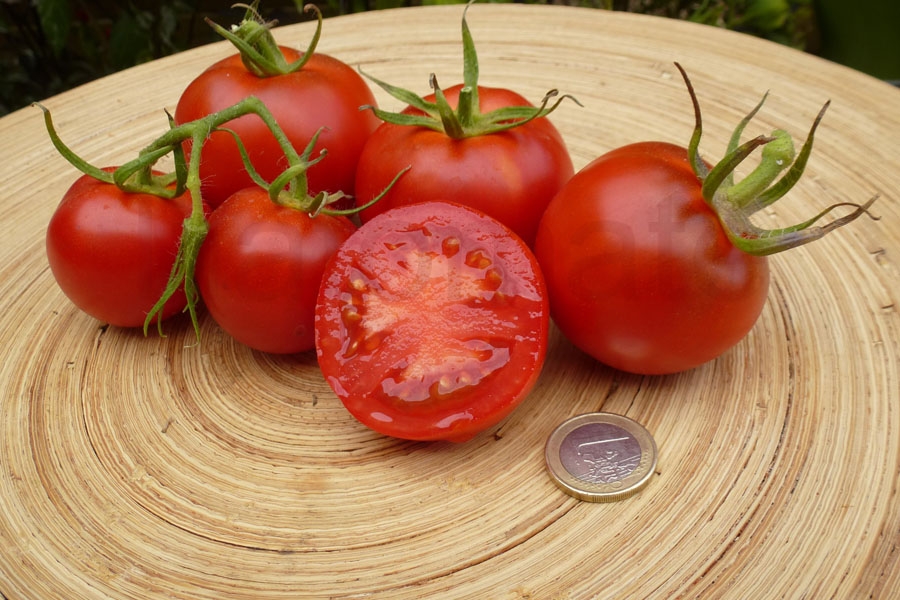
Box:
[545,412,658,503]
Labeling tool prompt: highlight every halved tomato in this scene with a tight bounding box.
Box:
[315,201,549,442]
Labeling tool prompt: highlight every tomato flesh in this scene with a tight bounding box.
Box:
[535,142,770,375]
[315,201,549,442]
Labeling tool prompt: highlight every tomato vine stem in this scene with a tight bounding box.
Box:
[37,95,324,339]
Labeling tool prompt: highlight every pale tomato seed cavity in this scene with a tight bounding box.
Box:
[339,232,511,402]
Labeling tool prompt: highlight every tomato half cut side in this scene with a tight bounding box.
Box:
[315,201,549,442]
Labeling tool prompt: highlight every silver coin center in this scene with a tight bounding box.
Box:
[559,422,641,485]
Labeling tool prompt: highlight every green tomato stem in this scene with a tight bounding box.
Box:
[34,103,115,184]
[723,91,769,187]
[674,61,879,256]
[431,75,466,139]
[456,86,478,130]
[359,0,579,139]
[681,65,709,180]
[701,134,774,202]
[206,2,321,77]
[724,129,794,208]
[321,165,411,217]
[461,0,480,92]
[166,109,188,198]
[143,118,212,337]
[753,101,830,212]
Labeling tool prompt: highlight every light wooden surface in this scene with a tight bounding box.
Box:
[1,5,899,599]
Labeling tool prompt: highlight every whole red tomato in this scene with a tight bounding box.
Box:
[46,171,195,328]
[315,201,549,442]
[352,3,575,247]
[196,187,357,354]
[535,142,771,375]
[535,63,879,375]
[175,15,378,208]
[354,84,573,247]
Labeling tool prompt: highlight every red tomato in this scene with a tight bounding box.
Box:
[196,187,357,354]
[46,171,196,328]
[175,47,378,208]
[534,142,770,375]
[315,201,549,442]
[354,84,573,247]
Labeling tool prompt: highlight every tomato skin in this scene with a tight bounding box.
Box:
[46,171,195,328]
[175,48,379,208]
[315,201,549,442]
[534,142,770,375]
[196,187,356,354]
[354,84,574,247]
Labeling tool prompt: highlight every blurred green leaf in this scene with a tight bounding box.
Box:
[35,0,72,56]
[159,5,181,51]
[742,0,791,31]
[109,12,152,70]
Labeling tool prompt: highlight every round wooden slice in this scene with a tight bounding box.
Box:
[1,5,898,598]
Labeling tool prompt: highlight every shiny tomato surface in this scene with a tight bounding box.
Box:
[315,201,549,442]
[175,48,378,208]
[46,171,195,328]
[535,142,770,375]
[196,187,357,354]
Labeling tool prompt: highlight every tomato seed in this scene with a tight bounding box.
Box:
[484,268,503,291]
[362,331,385,352]
[438,375,454,394]
[341,305,361,326]
[442,236,461,258]
[465,249,492,269]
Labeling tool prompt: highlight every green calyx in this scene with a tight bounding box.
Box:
[361,0,580,138]
[223,124,345,214]
[677,62,879,256]
[228,125,409,217]
[208,1,322,77]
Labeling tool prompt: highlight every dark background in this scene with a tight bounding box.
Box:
[1,0,897,117]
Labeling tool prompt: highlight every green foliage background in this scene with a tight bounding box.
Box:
[0,0,895,117]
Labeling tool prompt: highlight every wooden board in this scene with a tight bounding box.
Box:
[1,4,898,598]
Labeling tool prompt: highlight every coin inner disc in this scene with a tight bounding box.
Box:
[559,422,642,484]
